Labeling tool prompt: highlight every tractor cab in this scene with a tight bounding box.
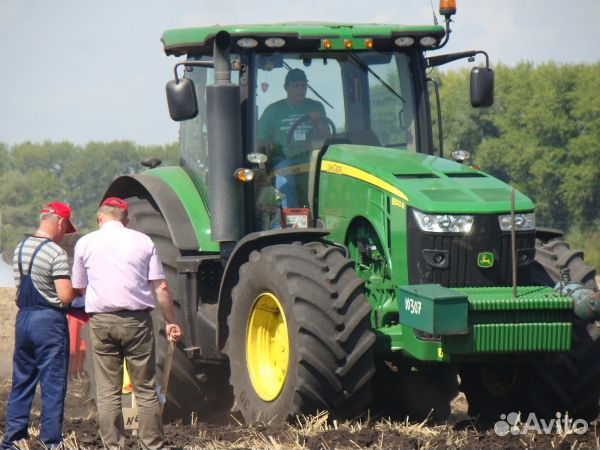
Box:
[251,50,420,228]
[164,24,448,234]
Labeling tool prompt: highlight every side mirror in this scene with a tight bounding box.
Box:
[166,78,198,121]
[470,67,494,107]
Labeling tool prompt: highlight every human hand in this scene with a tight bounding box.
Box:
[308,111,322,123]
[165,323,182,342]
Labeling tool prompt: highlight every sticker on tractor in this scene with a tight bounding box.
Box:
[477,252,494,268]
[391,197,406,209]
[404,297,422,315]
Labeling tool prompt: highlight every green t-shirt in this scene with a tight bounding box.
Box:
[257,98,326,162]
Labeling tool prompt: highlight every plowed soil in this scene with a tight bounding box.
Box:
[1,288,599,449]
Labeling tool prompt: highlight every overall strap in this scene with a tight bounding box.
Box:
[17,239,29,278]
[25,238,53,277]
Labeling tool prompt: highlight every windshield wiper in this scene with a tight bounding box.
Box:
[282,62,334,109]
[349,53,405,103]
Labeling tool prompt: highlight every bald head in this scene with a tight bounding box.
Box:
[97,204,128,225]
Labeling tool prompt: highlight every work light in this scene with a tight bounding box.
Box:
[413,209,474,233]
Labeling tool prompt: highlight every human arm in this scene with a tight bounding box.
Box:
[71,240,88,291]
[54,278,79,305]
[307,101,330,138]
[257,102,286,167]
[151,279,182,342]
[53,247,80,306]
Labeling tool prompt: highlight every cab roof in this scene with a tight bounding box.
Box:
[161,22,445,56]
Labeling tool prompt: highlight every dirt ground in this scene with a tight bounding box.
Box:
[1,287,599,449]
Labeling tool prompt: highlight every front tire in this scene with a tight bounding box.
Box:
[461,236,600,422]
[224,242,375,424]
[459,364,530,422]
[534,237,597,289]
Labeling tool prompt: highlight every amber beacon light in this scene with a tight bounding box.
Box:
[439,0,457,17]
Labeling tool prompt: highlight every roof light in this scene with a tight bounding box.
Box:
[419,36,437,47]
[237,37,258,48]
[364,38,373,49]
[439,0,456,17]
[265,37,285,48]
[394,36,415,47]
[451,149,471,163]
[322,39,332,49]
[343,39,353,49]
[247,152,268,165]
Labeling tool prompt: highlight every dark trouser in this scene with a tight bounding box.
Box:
[88,310,163,450]
[2,308,69,449]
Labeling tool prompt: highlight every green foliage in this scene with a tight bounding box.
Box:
[434,62,599,254]
[0,141,177,260]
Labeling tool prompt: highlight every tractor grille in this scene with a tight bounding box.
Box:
[444,322,572,353]
[442,286,573,354]
[406,209,536,288]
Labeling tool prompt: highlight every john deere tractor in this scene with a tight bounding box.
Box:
[99,2,600,424]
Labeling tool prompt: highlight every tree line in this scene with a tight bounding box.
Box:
[0,141,177,261]
[0,62,598,269]
[434,61,599,269]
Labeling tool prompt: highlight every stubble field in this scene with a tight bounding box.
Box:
[0,287,598,449]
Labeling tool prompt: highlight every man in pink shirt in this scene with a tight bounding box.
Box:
[72,197,182,450]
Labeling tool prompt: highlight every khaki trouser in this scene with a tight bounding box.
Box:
[89,310,163,450]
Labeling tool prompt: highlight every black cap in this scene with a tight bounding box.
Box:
[285,69,307,85]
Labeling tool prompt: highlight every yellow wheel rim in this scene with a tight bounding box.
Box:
[246,292,289,401]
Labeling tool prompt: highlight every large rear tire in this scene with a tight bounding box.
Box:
[126,196,212,422]
[224,242,375,424]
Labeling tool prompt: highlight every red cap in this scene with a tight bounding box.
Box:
[41,201,76,233]
[102,197,128,212]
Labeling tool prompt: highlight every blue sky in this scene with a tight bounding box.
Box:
[0,0,598,146]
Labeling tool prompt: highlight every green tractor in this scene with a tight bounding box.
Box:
[99,3,600,424]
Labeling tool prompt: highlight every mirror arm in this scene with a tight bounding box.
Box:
[172,60,215,82]
[427,50,489,68]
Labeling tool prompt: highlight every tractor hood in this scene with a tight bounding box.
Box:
[322,144,534,214]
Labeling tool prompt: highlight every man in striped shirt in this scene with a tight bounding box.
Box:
[2,201,80,450]
[72,197,182,450]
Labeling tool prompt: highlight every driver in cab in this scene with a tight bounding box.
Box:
[257,69,329,210]
[257,68,328,167]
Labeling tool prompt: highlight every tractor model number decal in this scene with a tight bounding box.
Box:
[405,297,422,315]
[321,160,409,202]
[391,197,406,209]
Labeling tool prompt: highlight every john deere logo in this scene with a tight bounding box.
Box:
[477,252,494,268]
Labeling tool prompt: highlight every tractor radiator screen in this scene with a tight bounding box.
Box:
[407,209,536,288]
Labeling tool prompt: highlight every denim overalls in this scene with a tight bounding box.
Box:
[2,238,69,449]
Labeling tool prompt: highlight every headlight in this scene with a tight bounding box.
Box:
[413,210,474,233]
[498,213,535,231]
